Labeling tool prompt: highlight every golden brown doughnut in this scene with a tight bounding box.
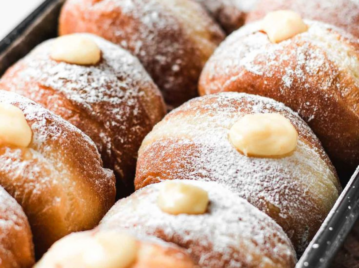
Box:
[58,0,225,109]
[35,229,196,268]
[0,186,34,268]
[246,0,359,37]
[199,19,359,180]
[0,33,165,195]
[0,90,116,257]
[195,0,259,34]
[100,180,296,268]
[135,92,341,253]
[99,180,296,268]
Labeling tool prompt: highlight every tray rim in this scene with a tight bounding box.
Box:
[0,0,58,54]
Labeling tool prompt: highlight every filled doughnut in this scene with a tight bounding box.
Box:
[100,180,297,268]
[58,0,225,109]
[0,33,165,195]
[135,92,341,253]
[199,12,359,179]
[0,90,116,257]
[196,0,259,34]
[0,186,34,268]
[246,0,359,37]
[35,230,196,268]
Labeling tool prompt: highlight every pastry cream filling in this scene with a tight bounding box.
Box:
[35,231,138,268]
[229,113,298,158]
[50,34,101,65]
[84,232,138,268]
[157,181,209,215]
[0,103,32,147]
[260,10,308,43]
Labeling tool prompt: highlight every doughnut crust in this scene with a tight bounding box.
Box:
[58,0,225,109]
[135,93,341,253]
[100,180,296,268]
[35,230,196,268]
[0,34,165,195]
[199,20,359,179]
[0,186,34,268]
[196,0,259,34]
[0,91,116,257]
[246,0,359,37]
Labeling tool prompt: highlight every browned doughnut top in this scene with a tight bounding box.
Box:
[100,180,296,268]
[246,0,359,37]
[196,0,259,34]
[0,33,165,195]
[59,0,225,109]
[199,20,359,179]
[0,186,34,268]
[135,92,340,253]
[0,90,116,257]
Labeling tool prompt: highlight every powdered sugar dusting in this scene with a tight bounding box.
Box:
[137,93,340,252]
[16,33,158,115]
[0,186,33,267]
[199,19,359,175]
[60,0,224,108]
[204,20,358,93]
[201,20,359,116]
[0,89,115,206]
[246,0,359,38]
[195,0,259,33]
[100,180,296,268]
[0,90,116,255]
[1,33,165,184]
[197,0,258,15]
[0,90,95,153]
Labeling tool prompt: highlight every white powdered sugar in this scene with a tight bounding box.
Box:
[204,20,359,95]
[195,0,259,34]
[0,89,95,155]
[100,180,296,267]
[1,33,164,182]
[0,186,31,265]
[61,0,224,108]
[0,186,25,236]
[0,90,114,213]
[199,20,359,175]
[138,92,340,252]
[197,0,259,15]
[0,90,116,256]
[247,0,359,37]
[14,33,158,118]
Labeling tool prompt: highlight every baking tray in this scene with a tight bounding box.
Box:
[1,0,359,267]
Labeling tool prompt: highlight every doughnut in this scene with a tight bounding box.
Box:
[246,0,359,37]
[0,186,34,268]
[0,90,116,257]
[0,33,165,196]
[100,180,297,268]
[134,92,341,253]
[199,14,359,179]
[58,0,225,109]
[35,230,196,268]
[195,0,259,34]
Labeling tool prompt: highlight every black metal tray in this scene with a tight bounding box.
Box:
[1,1,358,267]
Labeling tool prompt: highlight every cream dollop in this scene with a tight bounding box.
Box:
[0,103,32,148]
[35,231,138,268]
[157,181,209,215]
[50,34,101,65]
[261,10,308,43]
[229,113,298,158]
